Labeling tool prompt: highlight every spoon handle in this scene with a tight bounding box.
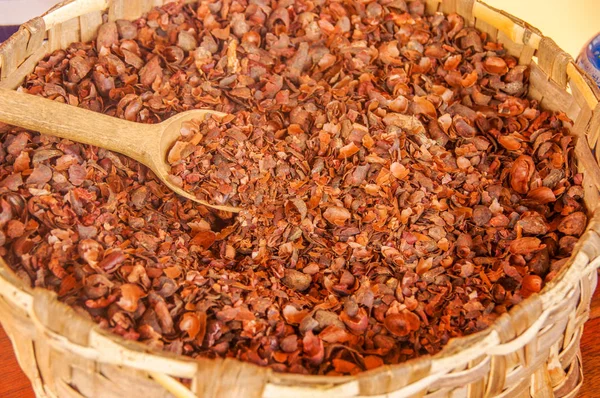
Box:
[0,89,156,163]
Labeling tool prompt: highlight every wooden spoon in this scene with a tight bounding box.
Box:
[0,89,240,213]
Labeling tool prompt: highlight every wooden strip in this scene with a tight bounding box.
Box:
[563,292,582,350]
[108,0,152,21]
[121,0,143,20]
[541,250,590,308]
[547,344,567,388]
[530,367,554,398]
[573,106,593,139]
[522,29,542,51]
[196,358,268,398]
[0,28,31,80]
[23,17,45,58]
[88,329,199,378]
[474,17,498,43]
[537,38,562,82]
[582,161,600,204]
[566,101,583,132]
[528,83,545,104]
[0,43,49,90]
[518,44,536,66]
[140,0,158,15]
[357,360,432,395]
[33,334,57,394]
[539,82,573,115]
[569,62,593,130]
[525,341,546,380]
[79,10,103,43]
[529,64,574,114]
[428,357,490,389]
[42,0,108,30]
[47,23,63,53]
[456,0,475,25]
[586,103,600,150]
[473,2,521,44]
[108,0,125,21]
[484,355,506,397]
[508,298,543,366]
[425,0,441,16]
[70,366,125,398]
[536,309,572,355]
[55,380,86,398]
[567,62,600,110]
[559,324,582,369]
[474,2,542,49]
[58,17,81,49]
[263,382,361,398]
[0,260,30,291]
[32,290,94,346]
[537,37,575,88]
[425,386,455,397]
[496,377,530,398]
[49,345,75,389]
[11,29,31,73]
[483,315,513,397]
[44,0,78,15]
[502,347,550,391]
[496,31,526,59]
[575,232,600,268]
[440,0,457,15]
[100,363,175,397]
[149,372,195,398]
[578,271,594,325]
[588,274,600,320]
[554,354,583,397]
[0,261,34,312]
[552,51,573,88]
[466,358,486,398]
[60,350,95,379]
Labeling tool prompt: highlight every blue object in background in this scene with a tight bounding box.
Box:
[578,33,600,88]
[0,26,19,43]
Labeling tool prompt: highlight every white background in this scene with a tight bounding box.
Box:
[0,0,61,25]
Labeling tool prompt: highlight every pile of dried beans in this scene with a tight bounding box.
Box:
[0,0,587,375]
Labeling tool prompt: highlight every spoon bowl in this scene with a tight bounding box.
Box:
[0,89,239,212]
[151,109,235,211]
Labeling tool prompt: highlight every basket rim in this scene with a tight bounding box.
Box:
[0,0,599,392]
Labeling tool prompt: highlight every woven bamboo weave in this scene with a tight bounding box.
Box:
[1,0,600,397]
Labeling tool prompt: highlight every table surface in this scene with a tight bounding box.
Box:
[1,0,600,397]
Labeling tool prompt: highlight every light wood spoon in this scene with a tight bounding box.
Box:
[0,89,240,213]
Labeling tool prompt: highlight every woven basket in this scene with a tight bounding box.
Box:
[1,0,600,397]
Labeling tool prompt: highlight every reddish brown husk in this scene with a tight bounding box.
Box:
[0,0,586,376]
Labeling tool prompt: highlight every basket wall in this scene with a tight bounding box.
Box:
[1,0,600,397]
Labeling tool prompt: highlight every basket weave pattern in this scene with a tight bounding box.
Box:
[1,0,600,397]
